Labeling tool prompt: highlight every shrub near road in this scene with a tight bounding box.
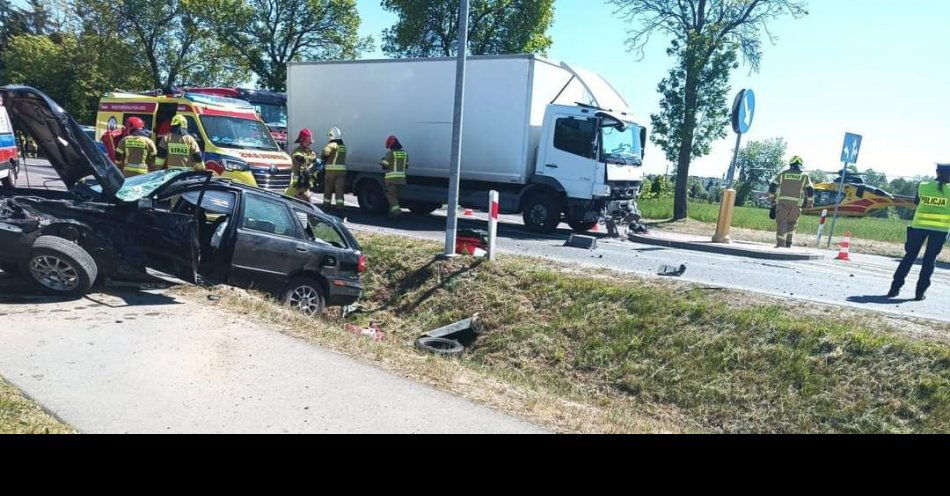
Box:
[353,233,949,433]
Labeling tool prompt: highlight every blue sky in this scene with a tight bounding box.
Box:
[356,0,950,180]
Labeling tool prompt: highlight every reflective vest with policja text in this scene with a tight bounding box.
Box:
[911,181,950,233]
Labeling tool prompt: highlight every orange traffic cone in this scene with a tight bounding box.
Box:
[591,223,600,233]
[835,231,851,261]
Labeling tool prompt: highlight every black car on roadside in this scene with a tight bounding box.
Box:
[0,86,364,315]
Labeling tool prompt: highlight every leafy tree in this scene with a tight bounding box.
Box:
[75,0,246,88]
[651,40,736,164]
[381,0,555,57]
[733,137,786,205]
[610,0,808,220]
[192,0,370,91]
[862,168,888,189]
[2,33,151,122]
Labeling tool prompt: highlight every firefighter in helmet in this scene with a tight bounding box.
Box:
[155,114,204,172]
[380,135,408,217]
[321,126,347,211]
[768,156,815,248]
[115,116,157,177]
[285,128,317,201]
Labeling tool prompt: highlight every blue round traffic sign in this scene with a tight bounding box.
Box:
[731,89,756,134]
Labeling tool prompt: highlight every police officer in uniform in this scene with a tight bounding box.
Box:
[888,163,950,301]
[321,126,347,211]
[768,156,815,248]
[380,135,408,217]
[155,115,204,171]
[115,117,157,177]
[286,129,317,201]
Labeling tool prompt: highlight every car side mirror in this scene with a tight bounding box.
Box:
[138,197,154,209]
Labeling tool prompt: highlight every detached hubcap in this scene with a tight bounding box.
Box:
[289,285,321,316]
[29,255,79,291]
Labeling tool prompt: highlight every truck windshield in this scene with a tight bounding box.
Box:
[600,124,642,166]
[254,103,287,128]
[200,115,279,151]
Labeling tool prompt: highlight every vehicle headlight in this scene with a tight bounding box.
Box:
[223,158,249,171]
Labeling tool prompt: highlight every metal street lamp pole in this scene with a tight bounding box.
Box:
[443,0,469,257]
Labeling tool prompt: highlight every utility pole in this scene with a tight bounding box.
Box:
[443,0,469,257]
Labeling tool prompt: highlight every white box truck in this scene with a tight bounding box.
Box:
[287,54,646,234]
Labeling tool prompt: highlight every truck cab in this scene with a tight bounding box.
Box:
[529,104,645,232]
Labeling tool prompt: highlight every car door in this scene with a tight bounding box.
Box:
[228,192,305,293]
[537,113,598,200]
[292,208,350,276]
[128,202,199,284]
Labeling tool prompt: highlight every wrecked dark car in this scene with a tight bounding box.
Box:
[0,86,364,315]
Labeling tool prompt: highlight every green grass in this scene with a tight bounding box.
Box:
[639,197,912,243]
[352,233,950,433]
[0,378,73,434]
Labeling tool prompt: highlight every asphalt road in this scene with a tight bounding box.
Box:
[13,157,64,190]
[327,195,950,324]
[0,275,542,433]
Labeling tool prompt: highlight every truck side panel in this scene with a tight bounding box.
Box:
[288,57,541,185]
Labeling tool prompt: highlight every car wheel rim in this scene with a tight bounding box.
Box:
[29,255,79,292]
[289,285,321,316]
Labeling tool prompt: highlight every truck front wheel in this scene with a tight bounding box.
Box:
[356,180,389,215]
[522,194,563,234]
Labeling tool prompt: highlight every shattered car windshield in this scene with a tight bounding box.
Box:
[84,169,188,202]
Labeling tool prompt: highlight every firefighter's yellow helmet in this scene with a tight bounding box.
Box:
[171,114,188,129]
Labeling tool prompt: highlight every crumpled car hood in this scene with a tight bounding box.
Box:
[0,85,124,197]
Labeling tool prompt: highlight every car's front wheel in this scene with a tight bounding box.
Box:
[281,277,326,317]
[24,236,98,295]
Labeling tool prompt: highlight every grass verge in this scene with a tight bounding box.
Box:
[0,377,74,434]
[181,233,950,433]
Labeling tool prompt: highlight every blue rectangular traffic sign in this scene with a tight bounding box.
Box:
[841,133,863,164]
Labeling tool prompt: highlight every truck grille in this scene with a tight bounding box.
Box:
[250,166,291,192]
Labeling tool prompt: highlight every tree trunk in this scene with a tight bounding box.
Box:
[673,58,700,220]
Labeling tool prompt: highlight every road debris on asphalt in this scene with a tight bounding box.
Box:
[564,234,597,250]
[658,264,687,277]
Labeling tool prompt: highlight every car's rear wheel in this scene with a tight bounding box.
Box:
[24,236,97,295]
[356,180,389,215]
[281,277,326,317]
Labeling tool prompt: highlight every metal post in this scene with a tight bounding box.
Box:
[443,0,469,257]
[725,132,743,188]
[488,190,499,261]
[712,132,743,243]
[816,208,828,245]
[826,164,848,248]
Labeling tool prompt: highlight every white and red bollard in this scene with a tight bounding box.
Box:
[816,208,828,245]
[488,190,499,261]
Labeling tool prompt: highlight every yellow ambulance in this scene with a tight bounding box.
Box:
[95,91,292,192]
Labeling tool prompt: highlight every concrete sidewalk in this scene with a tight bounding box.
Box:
[0,286,543,434]
[627,230,826,261]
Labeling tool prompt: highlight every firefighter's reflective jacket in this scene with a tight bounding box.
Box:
[769,169,815,206]
[116,132,157,172]
[322,140,347,172]
[156,132,204,170]
[380,149,408,185]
